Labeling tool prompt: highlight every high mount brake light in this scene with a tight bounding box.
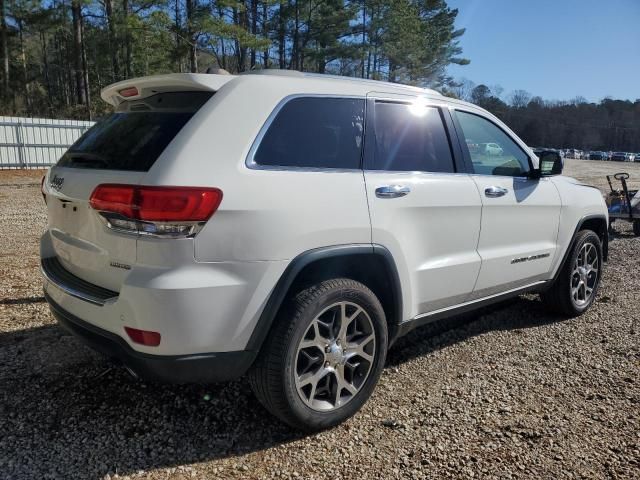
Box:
[89,184,223,238]
[119,86,139,98]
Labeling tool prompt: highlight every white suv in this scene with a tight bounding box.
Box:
[41,71,608,430]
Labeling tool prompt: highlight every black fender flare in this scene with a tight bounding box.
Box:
[244,244,403,353]
[551,214,608,284]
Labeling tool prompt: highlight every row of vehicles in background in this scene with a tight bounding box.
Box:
[563,149,639,162]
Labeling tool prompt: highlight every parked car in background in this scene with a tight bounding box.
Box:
[589,151,606,160]
[635,154,640,163]
[483,142,504,156]
[627,153,635,162]
[611,152,627,161]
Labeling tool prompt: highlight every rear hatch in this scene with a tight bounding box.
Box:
[44,79,225,292]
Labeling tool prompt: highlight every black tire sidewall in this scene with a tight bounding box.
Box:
[282,281,388,430]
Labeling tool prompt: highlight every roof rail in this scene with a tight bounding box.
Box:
[240,69,442,96]
[303,72,441,96]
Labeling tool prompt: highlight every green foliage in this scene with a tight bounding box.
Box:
[0,0,469,118]
[462,83,640,152]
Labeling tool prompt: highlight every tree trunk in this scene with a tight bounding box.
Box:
[104,0,119,81]
[262,1,268,67]
[174,0,182,71]
[81,12,91,118]
[122,0,132,77]
[18,18,31,112]
[217,6,227,69]
[0,0,8,98]
[40,31,52,107]
[291,1,299,69]
[250,0,258,69]
[361,1,366,78]
[185,0,198,72]
[71,0,87,105]
[278,1,286,69]
[388,60,396,83]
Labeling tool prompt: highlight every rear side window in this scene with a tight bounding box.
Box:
[57,91,213,171]
[368,102,455,173]
[253,97,365,169]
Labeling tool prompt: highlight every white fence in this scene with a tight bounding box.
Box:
[0,116,95,169]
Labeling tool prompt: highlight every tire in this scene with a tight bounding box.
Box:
[541,230,603,317]
[248,278,388,431]
[633,220,640,237]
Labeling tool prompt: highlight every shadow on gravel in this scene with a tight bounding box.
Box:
[0,295,561,479]
[387,295,560,367]
[0,324,304,479]
[0,295,45,306]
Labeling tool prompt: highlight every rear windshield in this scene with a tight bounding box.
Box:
[57,91,213,171]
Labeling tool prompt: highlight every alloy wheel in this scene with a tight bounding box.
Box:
[570,242,599,307]
[294,301,376,411]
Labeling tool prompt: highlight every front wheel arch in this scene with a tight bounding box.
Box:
[553,215,608,284]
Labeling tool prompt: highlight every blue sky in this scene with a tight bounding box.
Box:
[446,0,640,102]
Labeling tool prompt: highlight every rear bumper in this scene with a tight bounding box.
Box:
[46,292,256,383]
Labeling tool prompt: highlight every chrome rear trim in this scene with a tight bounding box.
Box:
[41,257,118,306]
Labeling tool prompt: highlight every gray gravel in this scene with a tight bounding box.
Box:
[0,161,639,479]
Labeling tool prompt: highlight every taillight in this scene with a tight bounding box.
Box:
[40,175,47,204]
[124,327,161,347]
[89,184,223,238]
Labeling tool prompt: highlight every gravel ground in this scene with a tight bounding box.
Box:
[0,160,639,480]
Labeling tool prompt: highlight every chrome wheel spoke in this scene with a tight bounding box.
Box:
[338,305,362,344]
[334,364,358,407]
[570,241,600,307]
[346,332,375,364]
[294,300,376,412]
[296,367,329,403]
[299,320,329,350]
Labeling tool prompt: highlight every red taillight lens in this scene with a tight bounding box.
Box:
[89,184,136,218]
[89,185,223,222]
[136,186,222,222]
[119,86,139,98]
[124,327,161,347]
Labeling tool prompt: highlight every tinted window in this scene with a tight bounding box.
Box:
[369,102,454,173]
[254,97,365,169]
[455,110,530,176]
[57,91,213,171]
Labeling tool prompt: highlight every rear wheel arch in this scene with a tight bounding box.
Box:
[245,244,403,355]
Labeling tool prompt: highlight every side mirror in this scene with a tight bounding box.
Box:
[531,151,563,178]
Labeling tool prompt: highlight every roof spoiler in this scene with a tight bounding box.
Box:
[100,73,235,107]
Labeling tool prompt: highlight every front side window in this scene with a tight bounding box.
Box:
[368,102,455,173]
[455,110,530,176]
[253,97,365,169]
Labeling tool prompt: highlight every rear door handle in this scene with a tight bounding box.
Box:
[375,185,411,199]
[484,186,508,198]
